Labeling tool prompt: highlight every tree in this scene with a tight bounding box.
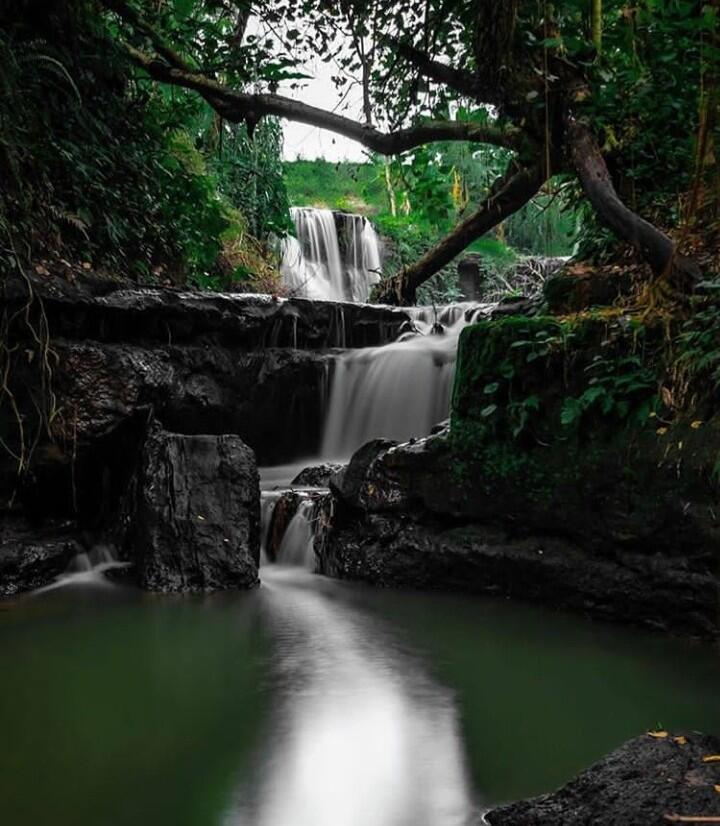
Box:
[102,0,714,303]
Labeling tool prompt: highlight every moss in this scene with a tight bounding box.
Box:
[449,313,672,504]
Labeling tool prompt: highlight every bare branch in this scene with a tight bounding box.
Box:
[375,162,546,304]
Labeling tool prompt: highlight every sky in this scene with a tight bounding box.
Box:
[279,56,369,163]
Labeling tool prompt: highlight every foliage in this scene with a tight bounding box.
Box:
[0,3,289,288]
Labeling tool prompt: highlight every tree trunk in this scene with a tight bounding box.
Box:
[374,163,545,304]
[568,120,700,291]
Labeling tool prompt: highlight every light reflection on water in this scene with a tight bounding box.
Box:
[224,568,480,826]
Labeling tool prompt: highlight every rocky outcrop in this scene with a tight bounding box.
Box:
[5,275,411,350]
[0,517,81,596]
[318,382,720,638]
[117,425,260,592]
[291,463,344,487]
[486,732,720,825]
[50,339,330,465]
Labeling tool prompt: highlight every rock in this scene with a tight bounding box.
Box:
[6,275,412,350]
[291,463,345,488]
[486,732,720,825]
[49,339,331,465]
[317,511,719,637]
[457,255,487,300]
[329,439,397,508]
[119,425,260,592]
[543,267,634,313]
[0,518,81,596]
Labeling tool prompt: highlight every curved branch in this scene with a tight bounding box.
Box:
[569,120,700,290]
[382,37,489,101]
[375,163,546,304]
[122,43,522,152]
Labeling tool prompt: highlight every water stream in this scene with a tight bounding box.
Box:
[3,209,720,825]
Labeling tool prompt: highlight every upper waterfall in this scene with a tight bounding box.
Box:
[280,207,382,303]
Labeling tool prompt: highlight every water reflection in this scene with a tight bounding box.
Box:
[224,568,479,826]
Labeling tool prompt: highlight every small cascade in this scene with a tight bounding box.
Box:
[35,544,129,593]
[260,490,284,566]
[321,303,489,459]
[276,499,317,570]
[280,207,382,302]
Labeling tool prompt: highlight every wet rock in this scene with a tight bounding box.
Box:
[486,732,720,826]
[329,439,397,509]
[7,275,411,350]
[118,425,260,592]
[50,339,330,465]
[0,518,81,596]
[317,511,719,637]
[291,463,345,488]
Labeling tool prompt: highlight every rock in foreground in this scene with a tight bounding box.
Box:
[119,426,260,591]
[487,732,720,825]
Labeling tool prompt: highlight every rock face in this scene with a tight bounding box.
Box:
[486,732,720,825]
[118,425,260,592]
[0,518,81,596]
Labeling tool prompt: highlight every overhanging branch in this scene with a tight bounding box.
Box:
[105,0,520,152]
[122,43,521,152]
[375,162,546,304]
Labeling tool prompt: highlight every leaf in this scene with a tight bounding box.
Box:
[691,420,703,429]
[484,382,499,395]
[647,730,669,738]
[703,755,720,763]
[674,736,687,745]
[480,404,497,418]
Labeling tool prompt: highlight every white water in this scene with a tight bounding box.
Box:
[281,208,382,302]
[275,498,317,569]
[33,544,129,594]
[321,303,489,460]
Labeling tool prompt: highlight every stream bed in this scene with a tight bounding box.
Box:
[1,565,719,826]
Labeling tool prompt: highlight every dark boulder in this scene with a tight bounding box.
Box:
[317,511,719,637]
[291,463,345,488]
[49,339,331,466]
[0,517,81,596]
[118,425,260,592]
[329,439,397,509]
[487,732,720,826]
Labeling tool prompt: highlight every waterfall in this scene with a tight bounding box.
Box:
[321,303,488,460]
[280,207,382,302]
[276,499,317,569]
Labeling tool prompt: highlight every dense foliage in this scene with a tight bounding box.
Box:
[0,1,289,289]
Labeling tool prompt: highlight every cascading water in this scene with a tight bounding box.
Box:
[321,304,489,460]
[275,499,317,569]
[280,207,382,302]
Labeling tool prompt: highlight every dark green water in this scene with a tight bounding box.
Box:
[1,568,719,826]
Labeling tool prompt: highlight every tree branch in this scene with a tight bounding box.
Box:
[568,120,700,290]
[374,162,546,304]
[382,36,491,102]
[119,41,522,152]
